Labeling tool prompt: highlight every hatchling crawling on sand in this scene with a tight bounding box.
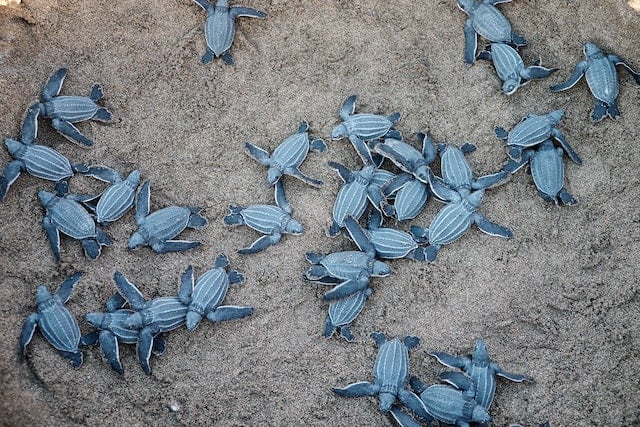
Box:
[128,180,208,253]
[550,42,640,121]
[35,68,112,147]
[371,131,438,185]
[19,272,84,367]
[224,180,303,254]
[83,166,141,225]
[1,104,88,201]
[245,120,326,187]
[324,287,372,342]
[456,0,527,64]
[192,0,267,65]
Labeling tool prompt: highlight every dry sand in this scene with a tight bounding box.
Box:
[1,1,639,425]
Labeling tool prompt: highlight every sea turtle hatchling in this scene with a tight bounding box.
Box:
[328,161,395,237]
[83,166,141,225]
[35,68,113,147]
[113,271,192,374]
[81,292,167,374]
[477,43,556,95]
[456,0,527,64]
[550,42,640,121]
[389,372,491,427]
[224,180,303,254]
[372,132,438,185]
[494,109,582,164]
[502,139,578,206]
[39,181,112,261]
[19,272,84,367]
[331,95,401,165]
[128,180,208,253]
[181,255,254,330]
[324,287,372,342]
[192,0,267,65]
[1,104,88,201]
[333,333,430,418]
[429,339,533,410]
[245,120,327,187]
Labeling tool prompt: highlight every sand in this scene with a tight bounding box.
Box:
[1,1,639,425]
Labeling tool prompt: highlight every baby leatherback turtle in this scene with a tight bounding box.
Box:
[333,332,430,418]
[39,181,112,261]
[332,95,401,165]
[181,255,254,330]
[550,42,640,121]
[381,173,429,222]
[128,181,208,253]
[477,43,556,95]
[324,287,372,342]
[1,104,87,201]
[82,292,167,374]
[371,131,438,185]
[19,272,84,367]
[494,109,582,165]
[224,180,303,254]
[245,120,326,187]
[83,166,141,225]
[456,0,527,64]
[430,339,533,410]
[113,271,192,374]
[35,68,112,147]
[192,0,267,65]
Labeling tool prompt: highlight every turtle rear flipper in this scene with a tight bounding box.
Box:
[187,208,208,228]
[494,126,509,140]
[51,118,94,147]
[201,50,215,64]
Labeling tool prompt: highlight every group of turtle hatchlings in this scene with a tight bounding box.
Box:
[4,0,639,425]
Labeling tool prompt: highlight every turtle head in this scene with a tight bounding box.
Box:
[4,138,25,157]
[472,339,490,366]
[502,79,520,96]
[414,166,430,183]
[467,189,484,208]
[186,311,203,331]
[127,232,146,250]
[549,109,564,124]
[331,124,348,140]
[85,312,108,329]
[378,391,396,413]
[35,285,52,305]
[285,218,304,235]
[37,190,56,207]
[583,42,602,58]
[372,260,391,277]
[456,0,474,13]
[472,406,492,423]
[267,167,283,186]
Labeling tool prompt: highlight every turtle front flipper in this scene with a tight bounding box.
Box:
[323,278,367,301]
[339,95,357,121]
[285,167,324,188]
[237,233,280,254]
[473,170,509,190]
[348,135,375,166]
[19,313,39,356]
[463,19,478,65]
[609,54,640,85]
[550,61,588,92]
[230,6,267,19]
[152,239,201,254]
[83,165,122,183]
[244,142,272,166]
[42,216,62,262]
[332,381,378,397]
[57,271,84,303]
[510,31,527,47]
[474,213,513,238]
[493,363,534,383]
[51,118,94,147]
[0,160,25,201]
[389,406,423,427]
[99,330,124,374]
[137,329,155,375]
[42,68,68,101]
[113,271,146,309]
[551,128,582,165]
[21,103,40,144]
[135,181,151,224]
[206,305,254,322]
[397,388,432,421]
[428,351,469,369]
[521,64,557,80]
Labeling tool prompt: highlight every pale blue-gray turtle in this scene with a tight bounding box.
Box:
[411,144,511,261]
[39,181,112,261]
[245,121,326,187]
[305,218,391,301]
[477,43,556,95]
[224,180,303,253]
[550,42,640,121]
[1,104,88,202]
[389,372,491,427]
[19,272,84,367]
[333,333,430,418]
[324,287,372,342]
[371,132,438,185]
[35,68,112,147]
[494,109,581,164]
[128,180,208,253]
[502,139,577,206]
[381,173,429,221]
[113,271,192,374]
[331,95,401,165]
[344,213,427,261]
[430,339,533,410]
[83,166,141,225]
[181,255,254,330]
[328,161,394,237]
[456,0,527,64]
[192,0,267,65]
[81,292,166,374]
